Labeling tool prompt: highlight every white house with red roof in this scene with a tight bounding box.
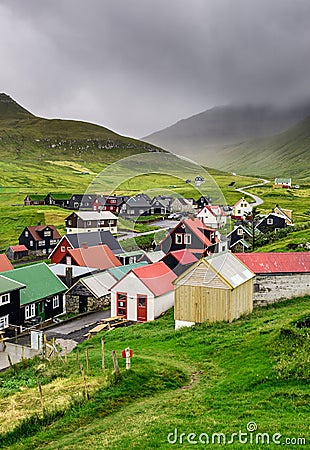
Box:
[231,197,252,220]
[235,252,310,306]
[197,205,227,229]
[110,261,177,322]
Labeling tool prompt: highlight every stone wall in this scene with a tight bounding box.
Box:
[253,273,310,306]
[65,293,111,313]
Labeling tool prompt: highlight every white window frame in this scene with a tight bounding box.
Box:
[175,233,183,244]
[0,315,9,330]
[25,303,36,319]
[30,240,33,246]
[61,246,66,252]
[0,293,10,305]
[43,230,51,237]
[25,230,29,237]
[53,295,59,309]
[38,240,45,247]
[237,228,244,236]
[184,234,191,245]
[267,218,273,225]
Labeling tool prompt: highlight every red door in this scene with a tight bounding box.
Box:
[137,295,147,322]
[117,292,127,318]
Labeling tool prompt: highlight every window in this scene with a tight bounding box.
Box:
[25,303,36,319]
[30,240,33,246]
[0,315,9,330]
[53,295,59,309]
[0,294,10,305]
[175,233,182,244]
[237,209,241,214]
[44,230,51,237]
[67,220,72,226]
[61,246,66,252]
[184,234,191,245]
[25,230,29,237]
[38,240,45,247]
[267,218,273,225]
[50,239,57,245]
[237,228,244,236]
[87,221,92,226]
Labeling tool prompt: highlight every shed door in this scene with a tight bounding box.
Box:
[79,296,88,313]
[137,295,147,322]
[117,293,127,318]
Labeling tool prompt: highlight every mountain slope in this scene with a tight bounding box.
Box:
[0,94,162,164]
[143,103,310,180]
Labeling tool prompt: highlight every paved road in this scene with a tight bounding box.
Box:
[45,310,111,342]
[235,178,270,206]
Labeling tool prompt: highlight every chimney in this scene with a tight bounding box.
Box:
[82,242,88,249]
[65,266,73,288]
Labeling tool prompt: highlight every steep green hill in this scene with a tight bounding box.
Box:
[0,94,162,165]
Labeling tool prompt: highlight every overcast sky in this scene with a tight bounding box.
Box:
[1,0,309,137]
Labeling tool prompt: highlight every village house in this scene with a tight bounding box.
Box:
[150,196,173,215]
[235,252,310,306]
[110,261,177,322]
[273,178,292,189]
[68,194,98,210]
[65,211,118,234]
[23,194,46,206]
[116,250,146,265]
[197,205,227,229]
[195,195,212,210]
[92,195,129,213]
[6,245,28,261]
[0,254,14,272]
[0,275,25,331]
[44,193,71,208]
[231,197,252,220]
[19,225,61,256]
[119,194,152,217]
[65,261,148,314]
[170,197,195,214]
[255,213,288,234]
[49,230,123,264]
[159,217,220,255]
[226,224,253,252]
[2,263,67,328]
[273,205,293,225]
[173,251,255,329]
[64,244,122,270]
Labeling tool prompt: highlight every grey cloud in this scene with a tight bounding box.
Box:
[0,0,310,137]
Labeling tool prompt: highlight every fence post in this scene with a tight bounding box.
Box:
[101,338,105,373]
[112,350,120,377]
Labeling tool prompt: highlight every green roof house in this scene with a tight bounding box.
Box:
[2,263,67,326]
[0,275,25,330]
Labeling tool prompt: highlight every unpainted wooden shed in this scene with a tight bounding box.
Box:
[173,251,255,329]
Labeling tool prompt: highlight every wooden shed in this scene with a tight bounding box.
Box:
[173,251,255,329]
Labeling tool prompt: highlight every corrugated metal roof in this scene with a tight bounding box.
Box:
[132,261,177,296]
[49,264,98,277]
[175,251,254,289]
[74,211,117,220]
[2,263,67,305]
[168,249,198,265]
[141,250,165,263]
[235,252,310,273]
[7,245,28,252]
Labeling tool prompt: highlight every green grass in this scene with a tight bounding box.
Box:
[0,297,309,449]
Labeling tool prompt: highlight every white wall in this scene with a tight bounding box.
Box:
[153,291,175,318]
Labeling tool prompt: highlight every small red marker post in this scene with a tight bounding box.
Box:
[121,347,133,370]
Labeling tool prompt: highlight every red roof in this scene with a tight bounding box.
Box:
[132,261,177,296]
[8,245,28,252]
[167,249,198,265]
[235,252,310,274]
[184,218,218,247]
[0,254,14,272]
[68,244,121,270]
[27,225,61,241]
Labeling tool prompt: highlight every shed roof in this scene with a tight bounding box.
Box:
[0,254,14,272]
[132,262,177,296]
[68,244,122,270]
[7,245,28,253]
[174,251,254,289]
[2,263,67,305]
[166,249,198,265]
[235,252,310,274]
[107,262,148,281]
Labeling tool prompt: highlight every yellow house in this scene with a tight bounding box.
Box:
[173,251,255,329]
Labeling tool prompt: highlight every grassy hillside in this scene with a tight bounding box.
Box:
[0,297,309,449]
